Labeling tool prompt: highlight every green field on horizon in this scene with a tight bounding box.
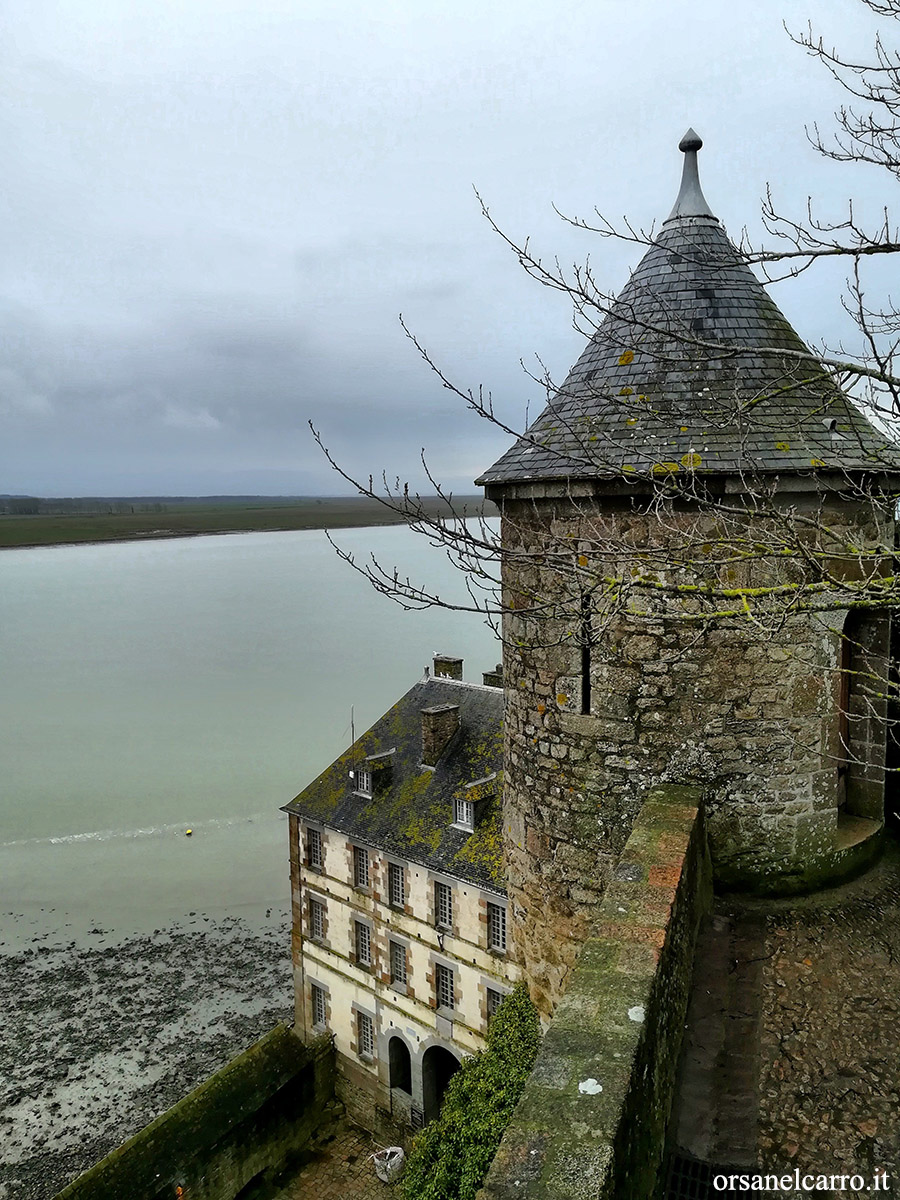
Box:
[0,495,496,549]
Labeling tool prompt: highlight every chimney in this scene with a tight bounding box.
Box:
[433,654,463,680]
[482,662,503,688]
[421,704,460,766]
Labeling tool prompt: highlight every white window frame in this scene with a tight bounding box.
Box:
[454,797,475,831]
[435,962,455,1011]
[356,768,373,797]
[353,845,370,889]
[355,919,372,967]
[309,896,325,942]
[357,1010,374,1059]
[307,827,323,870]
[388,861,405,908]
[434,881,453,930]
[311,983,327,1028]
[487,902,507,953]
[390,939,407,986]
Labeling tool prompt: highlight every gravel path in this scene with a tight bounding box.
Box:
[0,909,293,1200]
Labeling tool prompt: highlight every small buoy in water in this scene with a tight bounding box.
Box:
[185,829,193,837]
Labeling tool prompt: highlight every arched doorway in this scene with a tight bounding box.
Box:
[422,1045,460,1123]
[389,1036,412,1094]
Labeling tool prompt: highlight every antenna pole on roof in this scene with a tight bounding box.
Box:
[351,705,355,748]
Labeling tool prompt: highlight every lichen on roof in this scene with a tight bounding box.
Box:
[478,131,900,488]
[283,676,506,892]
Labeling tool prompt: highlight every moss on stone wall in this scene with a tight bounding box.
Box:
[53,1025,334,1200]
[478,785,710,1200]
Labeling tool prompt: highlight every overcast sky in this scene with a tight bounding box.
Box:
[1,0,892,496]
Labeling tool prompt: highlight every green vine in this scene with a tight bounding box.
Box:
[400,984,541,1200]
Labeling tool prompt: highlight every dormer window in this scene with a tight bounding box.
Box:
[453,772,496,832]
[356,769,373,798]
[454,797,475,831]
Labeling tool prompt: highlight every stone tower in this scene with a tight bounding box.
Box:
[477,131,900,1016]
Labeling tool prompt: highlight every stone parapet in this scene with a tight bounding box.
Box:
[479,784,710,1200]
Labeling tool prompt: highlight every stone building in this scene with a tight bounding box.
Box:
[283,656,518,1132]
[477,130,900,1016]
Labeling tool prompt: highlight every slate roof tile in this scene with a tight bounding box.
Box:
[283,677,505,892]
[478,147,900,487]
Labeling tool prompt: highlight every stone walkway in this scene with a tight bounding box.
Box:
[271,1119,398,1200]
[670,837,900,1196]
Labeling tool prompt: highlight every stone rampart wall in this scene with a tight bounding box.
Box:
[479,784,710,1200]
[53,1025,334,1200]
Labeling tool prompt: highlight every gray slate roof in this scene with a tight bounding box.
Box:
[282,676,505,893]
[478,141,900,487]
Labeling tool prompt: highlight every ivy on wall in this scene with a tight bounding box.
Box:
[400,984,541,1200]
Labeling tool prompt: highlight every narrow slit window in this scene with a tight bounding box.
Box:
[580,592,592,715]
[307,827,322,870]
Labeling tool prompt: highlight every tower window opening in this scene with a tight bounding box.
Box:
[580,592,592,715]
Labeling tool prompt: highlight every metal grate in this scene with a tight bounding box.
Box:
[664,1152,713,1200]
[410,1106,424,1130]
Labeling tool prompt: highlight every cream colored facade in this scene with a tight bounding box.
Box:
[288,816,520,1129]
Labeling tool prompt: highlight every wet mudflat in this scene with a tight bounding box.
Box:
[0,909,292,1200]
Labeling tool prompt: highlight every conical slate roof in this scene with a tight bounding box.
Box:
[478,131,900,487]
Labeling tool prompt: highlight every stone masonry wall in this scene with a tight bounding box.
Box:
[54,1025,335,1200]
[499,493,889,1015]
[479,785,711,1200]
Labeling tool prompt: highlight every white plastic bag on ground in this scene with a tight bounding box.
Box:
[372,1146,405,1183]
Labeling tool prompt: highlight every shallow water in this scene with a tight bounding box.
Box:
[0,526,500,948]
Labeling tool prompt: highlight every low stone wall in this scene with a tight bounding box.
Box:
[479,784,710,1200]
[53,1024,334,1200]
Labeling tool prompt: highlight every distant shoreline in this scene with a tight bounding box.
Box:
[0,495,496,551]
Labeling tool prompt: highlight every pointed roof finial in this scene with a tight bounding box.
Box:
[666,127,716,222]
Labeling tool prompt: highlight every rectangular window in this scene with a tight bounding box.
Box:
[355,920,372,966]
[308,897,325,941]
[353,845,369,888]
[390,940,407,986]
[486,987,504,1022]
[434,881,453,930]
[435,962,455,1011]
[388,862,405,907]
[356,768,372,797]
[357,1010,374,1058]
[307,827,322,869]
[487,902,507,953]
[311,983,327,1028]
[454,797,475,831]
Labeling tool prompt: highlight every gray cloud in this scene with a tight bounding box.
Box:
[0,0,889,494]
